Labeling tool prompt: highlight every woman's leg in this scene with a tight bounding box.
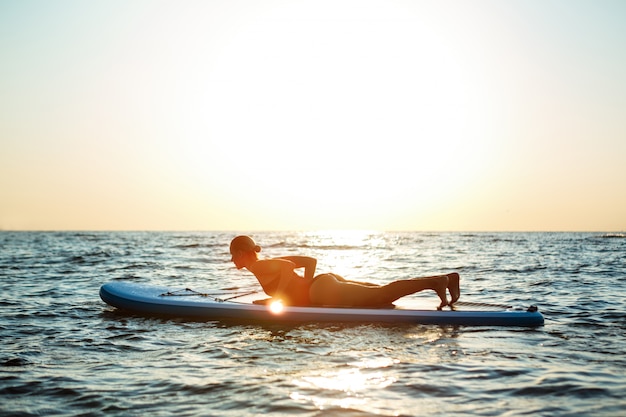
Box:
[327,273,380,287]
[310,274,449,309]
[447,273,461,304]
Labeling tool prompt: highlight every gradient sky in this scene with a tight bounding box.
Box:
[1,0,625,231]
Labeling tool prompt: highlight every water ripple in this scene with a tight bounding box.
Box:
[1,232,625,416]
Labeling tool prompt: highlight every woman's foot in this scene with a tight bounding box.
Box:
[433,275,449,310]
[447,273,460,305]
[410,275,450,309]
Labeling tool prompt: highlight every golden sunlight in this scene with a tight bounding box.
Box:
[269,300,284,314]
[182,1,494,230]
[3,1,624,231]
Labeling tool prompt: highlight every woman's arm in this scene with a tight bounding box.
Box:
[276,256,317,280]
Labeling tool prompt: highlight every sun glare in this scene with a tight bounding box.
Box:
[2,0,623,232]
[269,300,284,314]
[181,1,493,230]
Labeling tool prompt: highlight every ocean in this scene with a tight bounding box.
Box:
[1,231,625,416]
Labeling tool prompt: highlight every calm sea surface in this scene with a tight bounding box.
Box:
[1,231,625,416]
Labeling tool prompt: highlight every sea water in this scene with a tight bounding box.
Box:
[1,231,625,416]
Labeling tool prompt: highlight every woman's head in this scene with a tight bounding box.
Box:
[230,235,261,254]
[230,235,260,268]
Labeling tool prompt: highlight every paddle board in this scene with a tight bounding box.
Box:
[100,281,544,327]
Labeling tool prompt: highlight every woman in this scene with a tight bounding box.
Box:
[229,235,460,309]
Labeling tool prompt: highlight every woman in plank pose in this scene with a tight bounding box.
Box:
[229,235,461,309]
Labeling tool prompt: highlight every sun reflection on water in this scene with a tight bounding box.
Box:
[290,356,399,412]
[297,230,390,282]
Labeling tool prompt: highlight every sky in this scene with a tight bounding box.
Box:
[1,0,625,232]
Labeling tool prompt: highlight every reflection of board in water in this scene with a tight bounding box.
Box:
[100,281,544,327]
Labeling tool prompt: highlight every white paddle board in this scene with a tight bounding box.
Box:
[100,281,544,327]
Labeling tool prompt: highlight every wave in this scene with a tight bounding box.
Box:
[267,241,377,251]
[597,233,626,239]
[174,243,223,249]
